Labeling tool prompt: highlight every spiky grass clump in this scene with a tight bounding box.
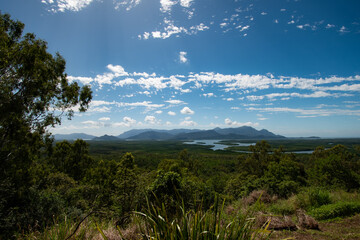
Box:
[130,196,271,240]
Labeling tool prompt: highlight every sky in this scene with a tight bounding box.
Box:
[1,0,360,137]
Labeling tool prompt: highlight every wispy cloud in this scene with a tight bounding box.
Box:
[180,120,197,126]
[247,107,360,117]
[225,118,258,127]
[70,65,360,105]
[114,0,142,11]
[41,0,94,12]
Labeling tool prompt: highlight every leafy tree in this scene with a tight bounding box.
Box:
[262,155,306,197]
[113,153,138,215]
[0,12,92,177]
[243,140,272,176]
[0,13,92,236]
[308,154,359,190]
[148,171,182,214]
[49,140,94,181]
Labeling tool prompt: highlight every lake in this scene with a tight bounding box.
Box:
[184,140,316,154]
[184,140,254,151]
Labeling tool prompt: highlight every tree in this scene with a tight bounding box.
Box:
[0,12,92,167]
[113,153,138,215]
[0,13,92,236]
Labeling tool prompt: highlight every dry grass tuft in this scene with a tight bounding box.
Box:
[256,213,297,231]
[296,209,320,230]
[244,190,272,205]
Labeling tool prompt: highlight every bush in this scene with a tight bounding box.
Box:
[309,201,360,220]
[296,188,332,210]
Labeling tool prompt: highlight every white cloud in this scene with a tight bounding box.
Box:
[117,101,164,109]
[165,99,185,105]
[326,24,335,29]
[179,51,188,63]
[160,0,177,12]
[155,110,163,114]
[42,0,93,12]
[246,91,350,101]
[180,0,193,8]
[339,26,349,33]
[88,106,112,113]
[99,117,110,121]
[141,21,209,40]
[190,23,209,32]
[225,118,258,127]
[203,93,215,97]
[81,120,104,128]
[180,106,194,115]
[168,76,187,89]
[107,64,129,76]
[180,120,197,126]
[68,76,93,85]
[145,115,157,124]
[168,111,176,116]
[113,117,137,127]
[220,22,228,28]
[137,76,168,90]
[115,78,136,87]
[247,107,360,117]
[114,0,142,11]
[238,25,250,32]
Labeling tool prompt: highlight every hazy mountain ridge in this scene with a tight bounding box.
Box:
[55,126,285,141]
[54,133,96,140]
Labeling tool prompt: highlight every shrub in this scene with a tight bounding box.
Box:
[296,188,332,210]
[309,201,360,220]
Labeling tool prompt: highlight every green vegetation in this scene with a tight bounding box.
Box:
[309,201,360,220]
[1,13,360,239]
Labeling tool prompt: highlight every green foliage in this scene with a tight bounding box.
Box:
[309,201,360,220]
[262,155,305,197]
[150,171,182,195]
[295,188,332,210]
[308,153,359,190]
[268,198,297,215]
[112,153,138,215]
[50,140,94,181]
[225,174,262,199]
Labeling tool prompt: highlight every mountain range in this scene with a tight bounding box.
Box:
[54,126,285,141]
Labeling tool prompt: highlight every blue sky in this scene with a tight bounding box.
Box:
[1,0,360,137]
